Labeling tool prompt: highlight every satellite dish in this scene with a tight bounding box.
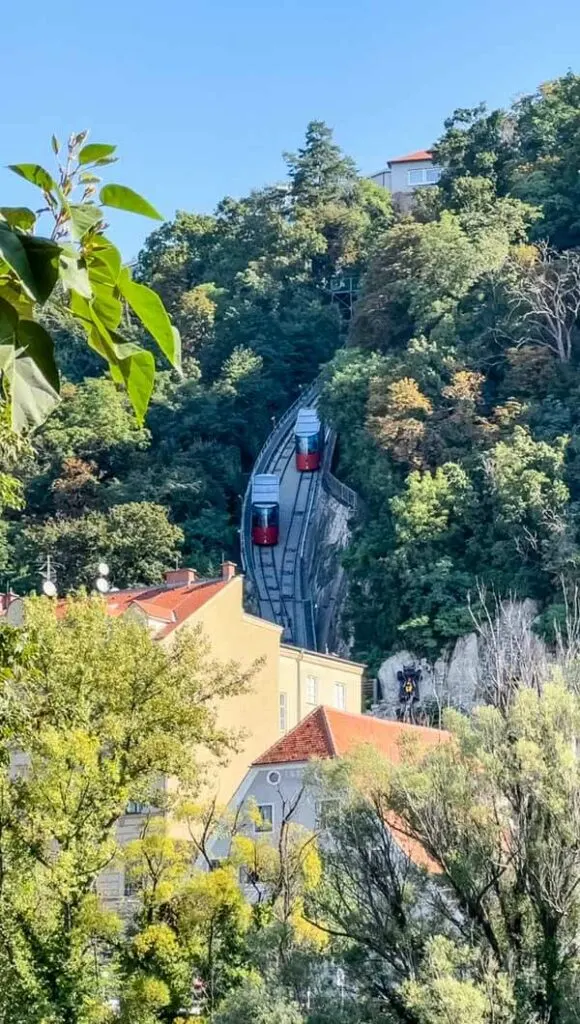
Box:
[95,577,110,594]
[97,562,110,577]
[42,579,57,598]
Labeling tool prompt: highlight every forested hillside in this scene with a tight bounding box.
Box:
[2,124,391,591]
[320,72,580,668]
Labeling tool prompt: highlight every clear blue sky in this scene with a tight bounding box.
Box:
[3,0,579,259]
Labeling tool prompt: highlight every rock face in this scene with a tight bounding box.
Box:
[373,599,546,721]
[306,485,354,658]
[375,642,479,721]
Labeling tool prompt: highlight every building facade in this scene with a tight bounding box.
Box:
[5,566,364,908]
[208,705,448,876]
[368,149,441,208]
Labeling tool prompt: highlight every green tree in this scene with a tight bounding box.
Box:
[15,500,183,591]
[0,595,251,1024]
[316,679,580,1023]
[213,978,305,1024]
[285,121,358,208]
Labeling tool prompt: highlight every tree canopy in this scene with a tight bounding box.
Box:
[320,71,580,667]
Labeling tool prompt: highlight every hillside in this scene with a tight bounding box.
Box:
[320,72,580,668]
[2,123,391,592]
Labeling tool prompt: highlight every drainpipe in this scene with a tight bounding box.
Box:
[296,647,304,725]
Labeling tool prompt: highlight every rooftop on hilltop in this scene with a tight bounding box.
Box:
[253,705,448,766]
[388,149,433,164]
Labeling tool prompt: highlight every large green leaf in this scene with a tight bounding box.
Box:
[0,207,36,231]
[8,164,56,193]
[19,235,60,303]
[78,143,117,166]
[69,292,117,363]
[91,279,122,330]
[100,184,162,220]
[59,250,92,299]
[118,267,180,367]
[0,297,18,344]
[112,342,155,425]
[17,320,60,391]
[69,203,103,241]
[87,238,122,284]
[0,300,59,430]
[0,224,38,300]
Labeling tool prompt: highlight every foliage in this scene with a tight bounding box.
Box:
[5,121,383,591]
[213,977,305,1024]
[320,72,580,666]
[0,595,250,1023]
[313,679,580,1023]
[0,132,180,430]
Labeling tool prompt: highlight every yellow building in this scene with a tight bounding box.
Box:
[6,564,364,905]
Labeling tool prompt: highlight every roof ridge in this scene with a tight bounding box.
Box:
[252,705,333,766]
[320,706,338,756]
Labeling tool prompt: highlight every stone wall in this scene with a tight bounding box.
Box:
[307,485,354,658]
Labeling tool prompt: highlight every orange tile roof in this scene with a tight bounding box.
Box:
[53,579,228,636]
[254,707,449,874]
[253,706,447,764]
[107,580,227,637]
[388,149,432,164]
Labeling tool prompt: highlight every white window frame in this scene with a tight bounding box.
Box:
[334,681,346,710]
[279,691,288,731]
[125,800,148,815]
[306,675,318,705]
[255,803,274,833]
[407,167,440,187]
[407,168,425,186]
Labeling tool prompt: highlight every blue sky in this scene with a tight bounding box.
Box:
[3,0,579,258]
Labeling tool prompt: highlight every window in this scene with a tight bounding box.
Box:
[209,859,221,871]
[407,167,441,187]
[267,769,281,786]
[279,692,288,732]
[255,804,273,832]
[125,801,148,815]
[334,682,346,710]
[408,168,425,185]
[306,676,318,705]
[252,504,279,529]
[124,874,140,897]
[315,799,339,829]
[296,434,320,455]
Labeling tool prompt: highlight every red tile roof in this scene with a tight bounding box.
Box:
[253,707,448,873]
[388,149,432,164]
[52,579,228,637]
[253,706,447,764]
[106,580,228,637]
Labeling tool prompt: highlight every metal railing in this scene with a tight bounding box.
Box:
[321,429,360,511]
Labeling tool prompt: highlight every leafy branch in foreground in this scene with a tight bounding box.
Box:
[0,131,181,430]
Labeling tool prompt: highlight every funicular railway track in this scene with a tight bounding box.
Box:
[241,386,321,649]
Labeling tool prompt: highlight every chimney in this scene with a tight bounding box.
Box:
[221,560,236,582]
[164,568,198,587]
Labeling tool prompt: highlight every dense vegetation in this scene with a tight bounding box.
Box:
[4,596,580,1024]
[320,72,580,667]
[1,123,390,592]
